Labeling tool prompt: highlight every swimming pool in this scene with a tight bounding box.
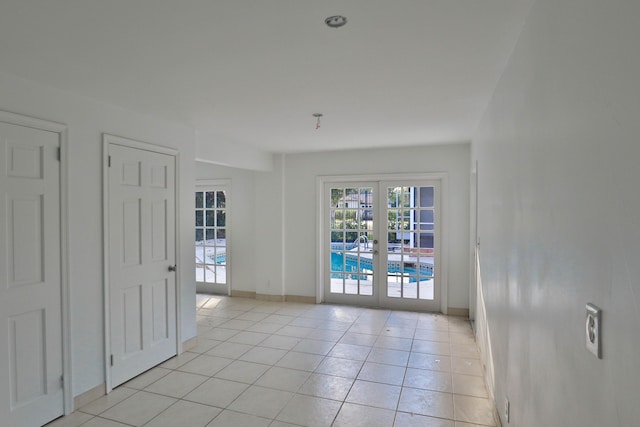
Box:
[198,248,226,264]
[212,254,226,264]
[331,252,433,282]
[196,240,227,265]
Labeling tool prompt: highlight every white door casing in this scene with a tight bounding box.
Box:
[0,120,65,426]
[105,136,178,389]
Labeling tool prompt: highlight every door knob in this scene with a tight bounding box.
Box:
[168,265,177,272]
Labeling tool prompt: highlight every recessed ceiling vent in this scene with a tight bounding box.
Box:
[325,15,347,28]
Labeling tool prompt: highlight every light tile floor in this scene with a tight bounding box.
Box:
[48,295,496,427]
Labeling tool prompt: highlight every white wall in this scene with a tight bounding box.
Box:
[472,0,640,425]
[196,145,470,308]
[196,129,273,172]
[283,144,471,309]
[195,157,287,298]
[253,155,286,296]
[0,71,197,398]
[195,162,257,292]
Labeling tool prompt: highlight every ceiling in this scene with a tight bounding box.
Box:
[0,1,533,154]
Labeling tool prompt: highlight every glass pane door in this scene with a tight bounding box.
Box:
[323,179,440,311]
[381,182,439,311]
[195,187,229,295]
[325,183,377,305]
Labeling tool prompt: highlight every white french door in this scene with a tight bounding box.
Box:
[324,179,441,311]
[379,180,440,311]
[106,137,178,388]
[195,182,230,295]
[325,182,377,306]
[0,121,64,426]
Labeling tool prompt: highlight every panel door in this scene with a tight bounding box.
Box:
[324,182,379,306]
[108,144,177,387]
[0,122,64,426]
[379,181,440,312]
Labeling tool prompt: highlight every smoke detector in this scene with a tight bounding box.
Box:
[325,15,347,28]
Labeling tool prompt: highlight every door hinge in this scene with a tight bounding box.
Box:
[57,147,61,161]
[108,155,112,167]
[60,375,64,388]
[110,354,114,366]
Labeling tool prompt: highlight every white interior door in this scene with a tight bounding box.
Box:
[0,122,64,426]
[108,142,177,388]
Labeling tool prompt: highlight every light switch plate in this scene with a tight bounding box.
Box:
[586,303,601,358]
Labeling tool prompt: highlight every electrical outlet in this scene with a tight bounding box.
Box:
[586,303,602,358]
[504,398,510,423]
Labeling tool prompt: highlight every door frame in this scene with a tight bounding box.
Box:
[316,172,449,314]
[195,179,232,296]
[0,110,72,414]
[102,134,181,393]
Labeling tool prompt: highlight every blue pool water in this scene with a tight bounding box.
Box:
[331,252,432,282]
[205,253,226,264]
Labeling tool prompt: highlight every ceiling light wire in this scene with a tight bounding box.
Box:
[312,113,323,130]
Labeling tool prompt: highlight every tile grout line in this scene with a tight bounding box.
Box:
[72,296,494,427]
